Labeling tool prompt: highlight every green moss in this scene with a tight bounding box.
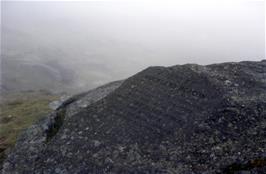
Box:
[0,92,59,148]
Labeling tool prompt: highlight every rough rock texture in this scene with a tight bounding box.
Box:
[2,60,266,174]
[1,81,123,173]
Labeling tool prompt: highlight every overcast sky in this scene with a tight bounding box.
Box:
[1,0,265,90]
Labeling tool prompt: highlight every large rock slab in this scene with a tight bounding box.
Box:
[2,60,266,174]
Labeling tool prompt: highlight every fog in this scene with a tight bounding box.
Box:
[1,1,265,93]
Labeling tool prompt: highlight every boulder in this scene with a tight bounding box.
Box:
[2,60,266,174]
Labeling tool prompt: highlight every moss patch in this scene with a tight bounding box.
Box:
[0,91,59,153]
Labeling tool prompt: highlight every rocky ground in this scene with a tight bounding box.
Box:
[2,60,266,174]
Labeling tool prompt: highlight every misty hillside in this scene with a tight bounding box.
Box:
[1,26,149,93]
[1,56,76,93]
[1,1,264,94]
[2,60,266,174]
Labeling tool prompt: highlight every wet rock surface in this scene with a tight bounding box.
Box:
[2,60,266,174]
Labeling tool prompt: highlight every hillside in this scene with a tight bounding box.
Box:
[2,60,266,174]
[0,91,59,169]
[1,56,76,94]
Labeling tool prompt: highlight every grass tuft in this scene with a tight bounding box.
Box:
[0,91,59,163]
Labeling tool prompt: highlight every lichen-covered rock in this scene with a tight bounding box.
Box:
[2,60,266,174]
[49,95,71,110]
[2,81,123,174]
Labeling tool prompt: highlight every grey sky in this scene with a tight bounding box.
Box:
[1,1,265,91]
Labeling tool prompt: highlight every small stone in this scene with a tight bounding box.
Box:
[55,168,61,173]
[93,140,101,147]
[61,134,67,139]
[105,157,113,163]
[225,80,232,86]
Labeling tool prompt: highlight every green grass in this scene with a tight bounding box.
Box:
[0,92,59,150]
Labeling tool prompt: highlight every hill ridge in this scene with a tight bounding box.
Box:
[2,60,266,174]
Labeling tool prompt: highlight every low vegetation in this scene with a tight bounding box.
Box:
[0,91,59,165]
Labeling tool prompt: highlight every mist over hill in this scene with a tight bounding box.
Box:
[1,1,264,94]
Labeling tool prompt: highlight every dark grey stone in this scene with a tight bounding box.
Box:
[2,60,266,174]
